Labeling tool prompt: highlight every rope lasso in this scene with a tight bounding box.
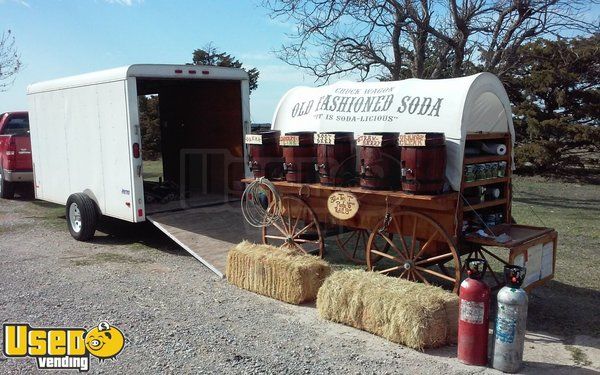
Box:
[241,177,283,228]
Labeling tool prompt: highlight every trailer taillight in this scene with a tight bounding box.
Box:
[133,143,140,158]
[138,209,143,217]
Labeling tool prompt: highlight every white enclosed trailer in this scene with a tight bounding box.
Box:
[27,64,251,276]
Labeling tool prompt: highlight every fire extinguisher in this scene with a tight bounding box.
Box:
[458,258,491,366]
[492,265,528,373]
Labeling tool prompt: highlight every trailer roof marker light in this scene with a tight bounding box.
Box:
[202,70,210,75]
[188,70,197,74]
[174,69,183,74]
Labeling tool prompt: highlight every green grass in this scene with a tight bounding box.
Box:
[512,176,600,290]
[143,158,163,182]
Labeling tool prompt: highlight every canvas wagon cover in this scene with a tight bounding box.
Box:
[271,72,514,191]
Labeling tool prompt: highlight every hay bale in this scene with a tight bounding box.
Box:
[316,270,459,350]
[226,241,331,304]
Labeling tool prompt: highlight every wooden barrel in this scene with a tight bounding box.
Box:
[282,131,316,183]
[315,132,355,186]
[247,130,284,179]
[358,132,401,190]
[400,132,446,194]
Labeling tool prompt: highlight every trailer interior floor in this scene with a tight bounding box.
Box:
[145,194,239,215]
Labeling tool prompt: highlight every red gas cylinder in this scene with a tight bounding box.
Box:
[458,259,491,366]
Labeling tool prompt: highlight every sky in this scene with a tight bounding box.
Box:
[1,1,598,123]
[0,0,316,123]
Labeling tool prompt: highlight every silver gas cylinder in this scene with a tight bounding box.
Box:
[492,265,528,373]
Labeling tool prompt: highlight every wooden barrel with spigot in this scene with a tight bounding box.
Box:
[282,131,317,183]
[315,132,355,186]
[358,132,401,190]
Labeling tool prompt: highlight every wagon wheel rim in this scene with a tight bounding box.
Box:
[366,210,461,293]
[335,229,392,265]
[262,195,324,258]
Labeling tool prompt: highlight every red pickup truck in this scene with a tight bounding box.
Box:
[0,111,33,199]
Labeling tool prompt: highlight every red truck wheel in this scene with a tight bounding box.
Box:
[66,193,98,241]
[0,169,15,199]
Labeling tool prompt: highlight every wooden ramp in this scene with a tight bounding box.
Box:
[147,205,260,277]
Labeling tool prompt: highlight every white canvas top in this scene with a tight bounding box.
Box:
[271,72,514,191]
[27,64,249,94]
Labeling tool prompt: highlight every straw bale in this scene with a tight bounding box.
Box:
[316,270,459,350]
[226,241,331,304]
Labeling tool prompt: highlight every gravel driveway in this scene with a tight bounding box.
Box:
[0,198,596,374]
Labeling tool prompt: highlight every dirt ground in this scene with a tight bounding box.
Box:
[0,177,599,374]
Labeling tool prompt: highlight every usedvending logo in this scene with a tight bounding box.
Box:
[3,321,125,371]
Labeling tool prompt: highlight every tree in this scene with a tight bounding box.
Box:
[191,43,260,93]
[138,95,161,161]
[262,0,599,82]
[0,30,22,91]
[506,35,600,171]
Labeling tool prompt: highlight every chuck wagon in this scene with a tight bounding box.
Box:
[243,73,557,293]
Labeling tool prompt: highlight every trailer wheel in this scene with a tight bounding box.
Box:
[66,193,98,241]
[0,169,15,199]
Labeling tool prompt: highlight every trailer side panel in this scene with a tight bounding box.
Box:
[28,80,136,222]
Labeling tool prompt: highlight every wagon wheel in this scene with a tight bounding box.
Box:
[262,195,324,257]
[366,210,461,293]
[335,229,392,264]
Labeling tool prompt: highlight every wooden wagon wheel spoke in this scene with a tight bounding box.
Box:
[291,209,302,234]
[293,241,320,254]
[414,251,454,266]
[262,196,324,258]
[285,198,292,233]
[293,221,315,239]
[352,231,362,257]
[271,220,289,237]
[336,229,391,265]
[412,269,431,285]
[412,231,438,261]
[356,231,368,258]
[367,210,461,293]
[378,265,401,275]
[410,217,418,258]
[381,233,405,261]
[264,234,288,241]
[392,217,410,259]
[414,266,457,283]
[293,238,319,244]
[370,249,403,263]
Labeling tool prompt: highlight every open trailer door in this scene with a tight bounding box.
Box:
[130,65,253,276]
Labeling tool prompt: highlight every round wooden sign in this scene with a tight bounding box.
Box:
[327,192,359,220]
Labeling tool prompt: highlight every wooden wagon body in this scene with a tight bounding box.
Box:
[245,75,558,293]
